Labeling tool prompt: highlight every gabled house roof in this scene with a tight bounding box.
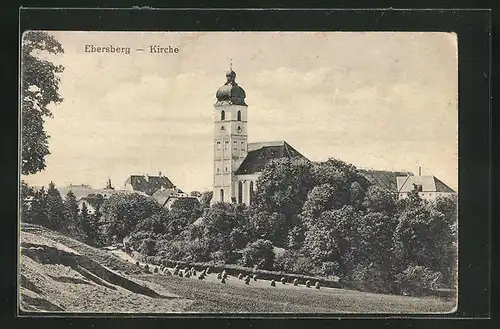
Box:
[124,175,175,196]
[396,175,455,193]
[358,169,414,192]
[235,141,308,175]
[151,188,176,206]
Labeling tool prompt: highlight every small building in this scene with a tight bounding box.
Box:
[396,175,456,201]
[124,172,176,196]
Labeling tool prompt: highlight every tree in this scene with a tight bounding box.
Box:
[252,158,314,245]
[80,202,99,246]
[254,158,314,218]
[362,185,397,215]
[200,202,248,260]
[28,187,49,226]
[21,31,64,175]
[301,206,361,275]
[393,195,454,276]
[63,191,85,240]
[20,181,35,223]
[248,210,286,246]
[199,191,213,209]
[170,197,203,224]
[99,193,162,245]
[45,182,65,230]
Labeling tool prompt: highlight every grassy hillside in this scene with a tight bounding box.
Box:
[20,224,192,313]
[19,223,455,314]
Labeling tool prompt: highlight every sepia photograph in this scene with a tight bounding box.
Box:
[19,31,458,314]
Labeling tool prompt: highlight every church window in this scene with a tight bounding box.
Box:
[225,167,228,171]
[249,181,254,204]
[237,110,241,121]
[221,110,225,120]
[238,181,243,203]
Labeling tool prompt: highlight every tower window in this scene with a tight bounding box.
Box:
[220,189,224,202]
[221,110,225,120]
[237,110,242,121]
[225,167,228,172]
[216,168,220,172]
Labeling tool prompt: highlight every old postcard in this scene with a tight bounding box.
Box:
[19,31,458,314]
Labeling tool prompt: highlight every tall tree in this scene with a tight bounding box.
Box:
[21,31,64,175]
[63,191,85,240]
[45,181,65,230]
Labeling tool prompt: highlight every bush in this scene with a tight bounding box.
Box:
[349,263,394,294]
[241,239,275,270]
[320,261,340,277]
[394,265,443,296]
[292,256,317,275]
[138,238,156,257]
[273,250,300,273]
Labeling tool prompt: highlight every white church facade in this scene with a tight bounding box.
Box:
[210,67,307,206]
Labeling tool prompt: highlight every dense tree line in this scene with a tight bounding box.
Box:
[20,157,457,296]
[21,181,97,245]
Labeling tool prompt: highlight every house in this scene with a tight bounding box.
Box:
[211,67,308,206]
[396,175,456,201]
[152,188,197,210]
[124,172,176,196]
[358,169,414,194]
[164,195,199,210]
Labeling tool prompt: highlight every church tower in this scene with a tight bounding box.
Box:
[211,65,248,204]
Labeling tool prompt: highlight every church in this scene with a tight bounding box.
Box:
[210,66,308,206]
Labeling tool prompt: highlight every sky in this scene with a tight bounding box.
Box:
[22,31,458,193]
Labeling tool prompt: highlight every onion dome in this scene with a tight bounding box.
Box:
[215,68,247,106]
